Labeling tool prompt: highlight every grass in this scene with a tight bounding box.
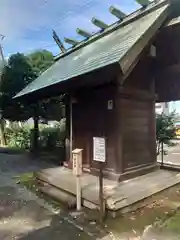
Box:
[164,212,180,233]
[14,172,64,212]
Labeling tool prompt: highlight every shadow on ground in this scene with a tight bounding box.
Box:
[17,216,93,240]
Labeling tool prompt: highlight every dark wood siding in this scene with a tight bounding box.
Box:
[68,54,157,178]
[72,84,119,171]
[121,98,154,171]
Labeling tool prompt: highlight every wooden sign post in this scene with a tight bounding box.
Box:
[72,148,83,211]
[93,137,106,221]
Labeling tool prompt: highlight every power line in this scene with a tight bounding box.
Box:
[43,0,139,29]
[24,43,57,53]
[36,43,57,49]
[1,0,98,41]
[45,0,101,28]
[1,0,140,54]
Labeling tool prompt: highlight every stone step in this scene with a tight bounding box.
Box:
[39,183,76,208]
[38,179,99,210]
[35,167,180,218]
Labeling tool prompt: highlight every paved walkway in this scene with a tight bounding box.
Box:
[0,153,93,240]
[157,140,180,167]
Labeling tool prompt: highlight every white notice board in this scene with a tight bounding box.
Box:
[93,137,106,162]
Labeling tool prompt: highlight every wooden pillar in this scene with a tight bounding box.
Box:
[65,94,71,162]
[31,104,39,154]
[149,79,157,163]
[115,86,123,174]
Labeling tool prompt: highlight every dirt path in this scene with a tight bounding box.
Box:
[0,153,93,240]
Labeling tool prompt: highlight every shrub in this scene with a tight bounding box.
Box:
[5,124,31,149]
[39,122,65,150]
[156,113,177,155]
[4,119,66,154]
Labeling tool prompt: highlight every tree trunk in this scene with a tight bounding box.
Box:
[157,141,160,155]
[32,114,39,154]
[0,119,6,146]
[65,95,71,162]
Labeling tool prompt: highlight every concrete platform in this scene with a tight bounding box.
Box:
[36,167,180,216]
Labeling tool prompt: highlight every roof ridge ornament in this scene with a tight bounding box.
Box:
[54,0,167,60]
[76,28,92,38]
[109,6,126,20]
[91,17,109,30]
[64,38,79,46]
[136,0,151,7]
[52,30,66,53]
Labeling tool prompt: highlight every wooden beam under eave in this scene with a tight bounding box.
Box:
[165,16,180,27]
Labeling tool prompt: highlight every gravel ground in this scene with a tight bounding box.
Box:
[0,153,93,240]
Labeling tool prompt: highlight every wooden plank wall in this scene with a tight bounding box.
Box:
[72,84,118,172]
[121,98,154,171]
[155,24,180,102]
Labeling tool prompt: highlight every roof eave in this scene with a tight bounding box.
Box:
[119,3,169,80]
[54,0,169,62]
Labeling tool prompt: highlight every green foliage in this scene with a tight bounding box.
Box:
[0,50,55,122]
[40,97,65,121]
[28,50,54,76]
[27,50,64,122]
[5,124,31,149]
[39,120,65,150]
[0,49,64,148]
[4,119,65,152]
[0,53,36,121]
[156,113,177,155]
[1,53,35,95]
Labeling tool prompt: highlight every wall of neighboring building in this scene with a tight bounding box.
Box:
[155,102,169,115]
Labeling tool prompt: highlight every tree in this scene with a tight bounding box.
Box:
[156,112,177,155]
[28,50,54,76]
[0,50,64,150]
[27,50,54,153]
[0,50,54,145]
[0,54,36,120]
[0,53,35,144]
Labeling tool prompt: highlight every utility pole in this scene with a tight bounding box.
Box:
[0,34,5,65]
[0,34,6,146]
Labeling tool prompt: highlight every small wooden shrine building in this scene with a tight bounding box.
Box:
[15,0,180,180]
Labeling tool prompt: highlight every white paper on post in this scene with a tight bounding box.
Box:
[93,137,106,162]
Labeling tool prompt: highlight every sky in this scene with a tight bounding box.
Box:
[0,0,140,57]
[0,0,180,113]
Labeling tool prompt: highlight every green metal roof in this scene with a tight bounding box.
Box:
[15,3,169,99]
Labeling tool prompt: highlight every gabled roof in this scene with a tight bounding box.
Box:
[54,0,169,62]
[15,0,170,99]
